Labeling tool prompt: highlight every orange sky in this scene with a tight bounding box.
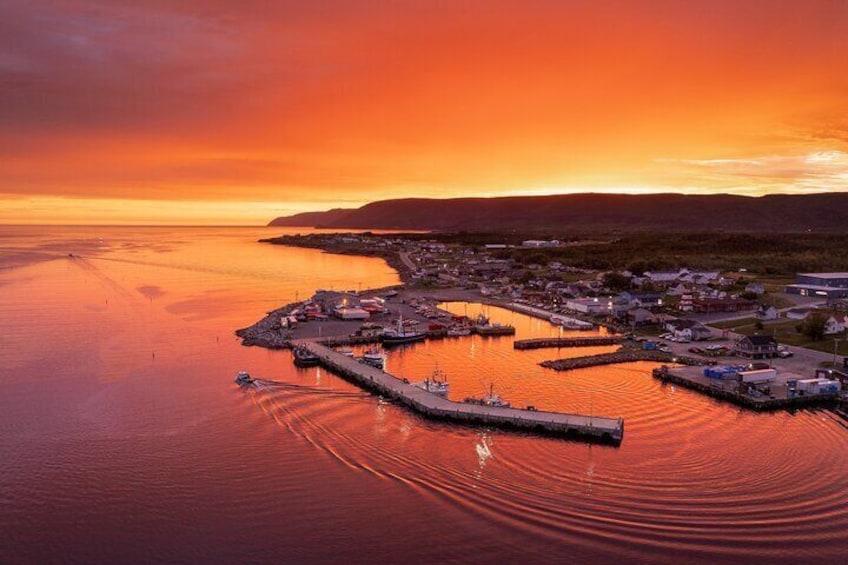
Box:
[2,0,848,224]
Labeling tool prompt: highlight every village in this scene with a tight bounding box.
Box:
[243,232,848,417]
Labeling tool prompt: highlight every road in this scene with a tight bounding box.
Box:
[398,251,417,272]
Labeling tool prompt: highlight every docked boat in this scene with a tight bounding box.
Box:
[463,384,510,408]
[360,346,385,369]
[381,316,426,346]
[292,346,320,367]
[234,371,255,385]
[475,322,516,336]
[338,347,355,357]
[474,313,515,336]
[412,368,450,397]
[447,326,471,337]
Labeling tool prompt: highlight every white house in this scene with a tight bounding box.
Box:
[823,316,847,335]
[756,305,779,321]
[664,318,712,341]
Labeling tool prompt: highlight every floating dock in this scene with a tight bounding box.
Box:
[295,340,624,445]
[514,336,623,350]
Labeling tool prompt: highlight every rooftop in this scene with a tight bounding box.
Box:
[798,272,848,278]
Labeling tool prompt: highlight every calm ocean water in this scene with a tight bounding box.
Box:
[1,226,846,564]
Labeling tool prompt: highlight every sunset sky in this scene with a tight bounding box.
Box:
[2,0,847,224]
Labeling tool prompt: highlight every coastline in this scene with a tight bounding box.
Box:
[260,234,417,284]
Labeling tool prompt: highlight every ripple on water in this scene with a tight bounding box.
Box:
[237,304,848,564]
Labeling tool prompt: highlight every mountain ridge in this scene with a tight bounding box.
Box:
[268,192,848,232]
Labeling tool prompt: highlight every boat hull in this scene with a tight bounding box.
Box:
[381,334,426,346]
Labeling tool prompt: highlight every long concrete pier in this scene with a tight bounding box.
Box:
[514,336,623,350]
[295,340,624,445]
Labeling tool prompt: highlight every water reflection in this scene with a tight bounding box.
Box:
[1,226,847,565]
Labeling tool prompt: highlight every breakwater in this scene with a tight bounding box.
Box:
[540,349,705,371]
[515,336,623,350]
[297,340,624,445]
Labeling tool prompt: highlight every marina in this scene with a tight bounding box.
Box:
[294,340,625,445]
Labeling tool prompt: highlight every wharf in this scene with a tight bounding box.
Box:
[501,302,595,329]
[514,336,622,350]
[296,340,624,445]
[652,366,838,411]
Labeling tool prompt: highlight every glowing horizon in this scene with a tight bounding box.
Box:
[2,1,847,224]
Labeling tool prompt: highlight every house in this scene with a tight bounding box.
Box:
[626,308,657,326]
[619,291,665,308]
[667,283,690,296]
[824,315,847,335]
[805,311,848,335]
[746,282,766,295]
[679,270,720,284]
[644,270,683,284]
[734,335,779,359]
[664,318,712,341]
[756,305,779,321]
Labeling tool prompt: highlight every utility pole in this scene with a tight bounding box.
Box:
[833,337,841,366]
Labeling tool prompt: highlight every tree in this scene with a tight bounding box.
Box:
[602,272,632,292]
[797,314,827,341]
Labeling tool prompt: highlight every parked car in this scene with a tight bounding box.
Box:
[778,350,794,358]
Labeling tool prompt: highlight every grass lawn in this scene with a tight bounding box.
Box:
[710,317,759,331]
[711,318,848,357]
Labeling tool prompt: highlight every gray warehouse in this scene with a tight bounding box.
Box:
[785,272,848,299]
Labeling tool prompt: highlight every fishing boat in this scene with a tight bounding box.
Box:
[338,347,355,357]
[292,346,320,367]
[463,384,510,408]
[234,371,255,385]
[474,313,515,336]
[412,368,450,397]
[359,345,385,369]
[475,322,516,336]
[381,316,426,346]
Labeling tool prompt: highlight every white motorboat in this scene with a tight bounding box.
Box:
[234,371,254,385]
[360,346,385,369]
